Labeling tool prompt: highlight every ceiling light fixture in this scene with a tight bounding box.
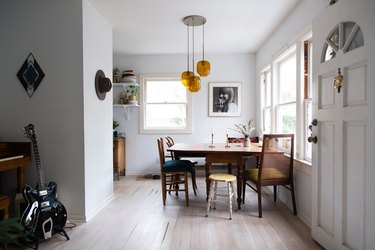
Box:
[181,15,210,92]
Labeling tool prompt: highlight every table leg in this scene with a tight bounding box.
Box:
[237,155,243,209]
[205,160,212,199]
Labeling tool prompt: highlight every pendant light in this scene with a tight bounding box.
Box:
[181,25,193,86]
[181,15,209,92]
[188,17,201,92]
[197,22,210,77]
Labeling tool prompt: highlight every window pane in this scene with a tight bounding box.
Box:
[329,27,339,48]
[322,43,336,62]
[263,107,271,134]
[305,100,312,161]
[279,55,296,103]
[308,42,313,98]
[277,103,296,134]
[146,80,186,103]
[344,22,364,53]
[265,71,271,106]
[145,104,187,128]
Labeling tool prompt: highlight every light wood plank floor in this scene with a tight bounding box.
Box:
[36,176,322,250]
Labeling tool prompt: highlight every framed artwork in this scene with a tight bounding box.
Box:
[208,82,241,117]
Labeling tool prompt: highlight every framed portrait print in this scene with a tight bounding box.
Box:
[209,82,241,117]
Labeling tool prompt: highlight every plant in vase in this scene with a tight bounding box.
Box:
[125,84,139,104]
[230,117,255,147]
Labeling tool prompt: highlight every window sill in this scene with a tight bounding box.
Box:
[294,158,312,167]
[294,158,312,176]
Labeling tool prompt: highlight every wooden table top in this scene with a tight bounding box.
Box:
[167,143,262,154]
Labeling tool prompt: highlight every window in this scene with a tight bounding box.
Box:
[261,69,271,134]
[275,51,297,136]
[260,32,313,162]
[140,74,192,134]
[321,22,364,62]
[304,39,313,161]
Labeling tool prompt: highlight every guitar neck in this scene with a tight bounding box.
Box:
[31,139,46,190]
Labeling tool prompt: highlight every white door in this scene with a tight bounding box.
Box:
[311,0,375,249]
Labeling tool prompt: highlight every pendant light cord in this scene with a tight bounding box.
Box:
[203,23,205,61]
[192,18,195,73]
[187,25,189,71]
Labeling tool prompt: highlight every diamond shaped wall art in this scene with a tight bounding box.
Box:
[17,53,45,97]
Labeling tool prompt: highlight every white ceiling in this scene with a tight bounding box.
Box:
[89,0,300,55]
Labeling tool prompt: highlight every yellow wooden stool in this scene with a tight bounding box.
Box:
[206,173,237,220]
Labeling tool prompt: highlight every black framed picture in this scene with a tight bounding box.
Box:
[208,82,241,117]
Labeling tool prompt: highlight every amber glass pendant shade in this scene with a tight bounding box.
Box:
[197,60,210,77]
[188,75,201,92]
[181,71,194,86]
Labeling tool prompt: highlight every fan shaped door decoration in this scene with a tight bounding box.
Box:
[322,21,364,63]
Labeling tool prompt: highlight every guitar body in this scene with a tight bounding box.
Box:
[21,182,67,240]
[21,123,70,246]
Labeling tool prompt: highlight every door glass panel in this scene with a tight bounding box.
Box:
[322,43,336,62]
[322,22,364,62]
[329,28,339,48]
[345,26,364,53]
[343,22,355,42]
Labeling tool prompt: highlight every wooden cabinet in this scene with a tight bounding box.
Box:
[113,137,126,180]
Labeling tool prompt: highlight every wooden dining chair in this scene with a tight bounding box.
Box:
[157,138,196,206]
[165,136,198,195]
[242,134,297,218]
[227,137,259,174]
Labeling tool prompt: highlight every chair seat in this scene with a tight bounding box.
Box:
[245,168,287,181]
[209,173,236,182]
[162,160,194,173]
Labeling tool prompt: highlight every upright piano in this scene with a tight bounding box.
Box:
[0,142,32,192]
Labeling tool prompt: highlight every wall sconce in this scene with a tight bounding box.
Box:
[333,68,343,93]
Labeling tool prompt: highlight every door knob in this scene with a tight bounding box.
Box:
[311,119,318,126]
[308,136,318,144]
[308,119,318,143]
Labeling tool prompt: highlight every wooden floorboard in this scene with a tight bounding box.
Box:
[31,176,322,250]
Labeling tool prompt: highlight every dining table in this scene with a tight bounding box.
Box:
[167,142,262,209]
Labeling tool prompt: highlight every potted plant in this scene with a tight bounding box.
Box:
[125,84,139,103]
[0,218,30,248]
[113,120,119,137]
[230,117,255,147]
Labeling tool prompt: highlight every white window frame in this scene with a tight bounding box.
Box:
[259,30,313,163]
[302,37,313,162]
[139,74,192,134]
[260,67,272,134]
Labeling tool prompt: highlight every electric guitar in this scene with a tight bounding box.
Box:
[21,124,69,242]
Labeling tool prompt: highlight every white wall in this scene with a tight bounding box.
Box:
[255,0,326,226]
[82,0,114,221]
[113,53,256,175]
[0,0,86,219]
[0,0,114,221]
